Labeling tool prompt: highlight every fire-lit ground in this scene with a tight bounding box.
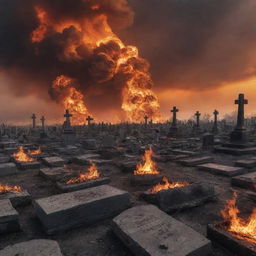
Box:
[0,153,253,256]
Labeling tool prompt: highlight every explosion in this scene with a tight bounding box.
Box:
[13,146,35,162]
[0,184,22,195]
[65,162,100,184]
[134,148,160,175]
[221,192,256,243]
[150,176,189,194]
[31,2,161,123]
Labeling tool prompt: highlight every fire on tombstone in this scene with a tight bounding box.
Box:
[134,148,160,175]
[65,162,100,184]
[29,147,42,156]
[150,176,189,194]
[12,146,35,162]
[0,184,22,195]
[221,192,256,243]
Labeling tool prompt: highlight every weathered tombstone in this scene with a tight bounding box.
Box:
[202,133,214,150]
[31,114,36,129]
[168,106,179,137]
[212,110,219,134]
[195,111,201,130]
[144,115,149,126]
[86,115,94,126]
[62,109,76,145]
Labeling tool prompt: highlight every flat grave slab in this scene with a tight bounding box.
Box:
[34,185,130,234]
[42,156,66,167]
[39,167,73,181]
[198,163,246,177]
[56,177,111,192]
[0,163,18,176]
[231,172,256,192]
[89,159,114,166]
[179,156,213,166]
[16,161,41,170]
[142,183,215,213]
[73,154,101,164]
[215,146,256,155]
[0,199,20,234]
[207,223,256,256]
[0,239,63,256]
[130,174,163,186]
[247,191,256,202]
[4,147,18,154]
[118,160,137,173]
[0,156,10,163]
[171,150,198,156]
[0,190,31,207]
[112,205,211,256]
[235,159,256,168]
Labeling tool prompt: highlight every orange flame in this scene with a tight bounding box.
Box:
[150,176,189,194]
[65,162,100,184]
[134,148,160,175]
[0,184,22,195]
[221,192,256,243]
[13,146,35,162]
[31,5,161,123]
[52,75,90,125]
[29,147,42,156]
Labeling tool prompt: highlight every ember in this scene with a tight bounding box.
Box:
[150,176,189,194]
[134,148,160,175]
[0,184,22,195]
[65,162,100,184]
[29,147,42,156]
[12,146,35,162]
[221,192,256,243]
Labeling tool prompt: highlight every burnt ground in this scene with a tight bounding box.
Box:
[0,153,254,256]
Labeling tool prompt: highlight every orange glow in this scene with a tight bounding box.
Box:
[134,148,160,175]
[29,147,42,156]
[12,146,35,162]
[221,192,256,243]
[150,176,189,193]
[52,75,90,125]
[65,162,100,184]
[0,184,22,194]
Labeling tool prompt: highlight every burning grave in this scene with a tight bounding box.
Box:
[12,146,40,170]
[142,176,215,213]
[130,148,163,186]
[0,184,31,207]
[207,193,256,256]
[29,147,42,157]
[57,162,110,192]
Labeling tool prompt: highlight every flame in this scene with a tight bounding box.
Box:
[29,147,42,156]
[221,192,256,243]
[31,5,161,122]
[65,162,100,184]
[12,146,35,162]
[134,148,160,175]
[52,75,90,125]
[150,176,189,193]
[0,184,22,195]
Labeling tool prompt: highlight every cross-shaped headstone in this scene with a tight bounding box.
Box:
[31,114,36,129]
[40,116,45,130]
[212,110,219,133]
[171,106,179,127]
[144,115,149,125]
[235,93,248,130]
[64,109,72,125]
[86,116,94,126]
[195,111,201,128]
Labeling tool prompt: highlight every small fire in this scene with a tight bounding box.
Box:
[29,147,42,156]
[13,146,35,162]
[134,148,160,175]
[52,75,90,125]
[150,176,189,194]
[0,184,22,195]
[65,162,100,184]
[221,192,256,243]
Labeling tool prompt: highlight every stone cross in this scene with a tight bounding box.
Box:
[144,115,149,125]
[31,114,36,129]
[171,106,179,127]
[212,110,219,133]
[235,93,248,130]
[86,116,94,126]
[40,116,45,130]
[195,111,201,128]
[64,109,72,126]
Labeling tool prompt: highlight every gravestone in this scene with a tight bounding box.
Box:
[168,106,179,137]
[42,156,66,167]
[0,163,18,176]
[179,156,213,166]
[231,172,256,192]
[62,109,76,145]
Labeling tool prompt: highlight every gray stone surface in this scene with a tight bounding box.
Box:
[0,163,18,176]
[231,171,256,192]
[235,159,256,168]
[171,150,198,156]
[0,199,20,234]
[215,146,256,155]
[142,183,215,212]
[130,174,163,186]
[16,161,41,170]
[0,156,10,163]
[39,167,73,181]
[0,239,63,256]
[179,156,214,166]
[56,177,111,192]
[73,154,101,164]
[112,205,211,256]
[34,185,131,234]
[198,163,246,177]
[42,156,66,167]
[0,190,31,207]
